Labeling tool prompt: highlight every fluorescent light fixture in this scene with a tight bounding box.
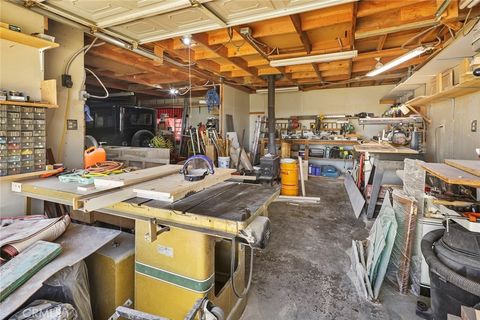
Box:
[256,86,299,94]
[269,50,358,67]
[169,88,179,95]
[366,46,431,77]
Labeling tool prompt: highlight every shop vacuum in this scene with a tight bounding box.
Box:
[419,222,480,319]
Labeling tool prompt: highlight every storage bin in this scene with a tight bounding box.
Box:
[7,136,21,143]
[33,119,46,125]
[0,111,7,118]
[0,169,6,176]
[21,107,33,113]
[7,155,21,162]
[7,131,20,137]
[34,107,45,113]
[34,112,46,119]
[7,118,20,124]
[21,131,33,137]
[0,118,6,124]
[34,158,46,166]
[22,154,34,161]
[8,167,21,175]
[7,105,21,113]
[7,149,20,156]
[34,124,46,130]
[34,164,45,171]
[6,123,21,131]
[21,112,34,119]
[22,136,34,143]
[22,160,34,167]
[0,161,6,169]
[21,166,33,173]
[7,143,20,150]
[33,130,45,137]
[0,105,7,112]
[21,148,33,155]
[0,137,6,144]
[7,112,20,119]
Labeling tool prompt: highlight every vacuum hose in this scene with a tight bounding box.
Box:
[421,229,480,297]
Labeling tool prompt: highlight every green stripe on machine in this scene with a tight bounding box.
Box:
[135,262,214,293]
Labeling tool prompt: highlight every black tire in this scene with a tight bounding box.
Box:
[131,130,154,147]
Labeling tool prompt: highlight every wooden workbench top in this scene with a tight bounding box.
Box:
[262,138,360,146]
[444,159,480,177]
[421,162,480,188]
[353,143,419,154]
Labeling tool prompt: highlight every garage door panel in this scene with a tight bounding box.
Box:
[111,7,222,42]
[44,0,197,27]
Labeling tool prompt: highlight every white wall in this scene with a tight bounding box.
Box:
[425,91,480,161]
[223,85,250,148]
[45,21,85,169]
[249,85,395,146]
[0,0,45,216]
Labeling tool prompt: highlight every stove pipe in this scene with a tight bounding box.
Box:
[267,75,276,155]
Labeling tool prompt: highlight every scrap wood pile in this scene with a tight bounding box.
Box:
[0,215,71,301]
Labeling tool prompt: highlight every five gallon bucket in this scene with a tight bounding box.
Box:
[218,156,231,168]
[280,158,298,196]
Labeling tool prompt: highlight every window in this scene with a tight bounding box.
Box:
[127,109,153,126]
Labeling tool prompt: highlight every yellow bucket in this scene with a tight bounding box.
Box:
[280,158,298,196]
[281,184,299,196]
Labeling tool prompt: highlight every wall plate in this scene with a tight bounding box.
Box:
[67,119,78,130]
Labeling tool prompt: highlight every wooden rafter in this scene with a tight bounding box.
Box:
[192,33,264,83]
[290,14,312,54]
[377,34,387,51]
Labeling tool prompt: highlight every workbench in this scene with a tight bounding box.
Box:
[10,176,278,320]
[353,143,422,218]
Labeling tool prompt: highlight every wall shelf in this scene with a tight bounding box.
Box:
[0,100,58,108]
[406,77,480,107]
[0,27,59,50]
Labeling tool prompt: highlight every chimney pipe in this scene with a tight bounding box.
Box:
[267,75,276,155]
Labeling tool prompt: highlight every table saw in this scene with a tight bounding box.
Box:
[10,170,278,320]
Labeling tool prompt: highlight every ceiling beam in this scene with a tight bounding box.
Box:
[192,33,264,83]
[377,34,387,51]
[289,14,312,54]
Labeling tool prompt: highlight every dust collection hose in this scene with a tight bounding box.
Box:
[421,229,480,297]
[230,238,254,299]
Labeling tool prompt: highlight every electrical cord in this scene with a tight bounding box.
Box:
[230,237,254,299]
[64,38,103,74]
[84,161,123,175]
[84,68,109,99]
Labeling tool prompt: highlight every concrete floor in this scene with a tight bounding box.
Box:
[241,178,421,320]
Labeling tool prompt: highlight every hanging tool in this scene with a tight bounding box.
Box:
[180,155,215,182]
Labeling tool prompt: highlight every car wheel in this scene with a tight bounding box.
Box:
[131,130,154,147]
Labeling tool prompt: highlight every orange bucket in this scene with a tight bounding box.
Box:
[280,158,298,196]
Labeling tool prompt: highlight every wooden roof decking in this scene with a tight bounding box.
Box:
[84,0,473,97]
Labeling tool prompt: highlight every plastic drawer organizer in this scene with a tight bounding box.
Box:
[0,105,46,176]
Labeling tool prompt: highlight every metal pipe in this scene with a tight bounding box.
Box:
[267,75,276,155]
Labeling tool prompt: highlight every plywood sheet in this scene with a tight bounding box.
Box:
[354,143,419,154]
[421,163,480,188]
[94,165,182,188]
[344,173,365,218]
[133,169,235,202]
[444,159,480,177]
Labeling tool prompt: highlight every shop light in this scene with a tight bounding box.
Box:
[366,46,431,77]
[269,50,358,67]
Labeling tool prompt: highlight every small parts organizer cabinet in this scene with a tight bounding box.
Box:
[0,104,46,176]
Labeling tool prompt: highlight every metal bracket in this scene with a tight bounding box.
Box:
[144,218,171,242]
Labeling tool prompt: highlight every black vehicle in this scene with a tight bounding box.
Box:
[86,105,156,147]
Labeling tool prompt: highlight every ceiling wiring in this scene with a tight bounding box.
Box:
[84,68,109,99]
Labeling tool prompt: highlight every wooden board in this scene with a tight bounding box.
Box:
[0,169,57,182]
[94,165,181,188]
[421,163,480,188]
[444,159,480,177]
[0,241,62,301]
[134,169,235,202]
[0,26,59,49]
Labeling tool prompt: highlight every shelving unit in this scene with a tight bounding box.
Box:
[0,27,59,50]
[406,77,480,107]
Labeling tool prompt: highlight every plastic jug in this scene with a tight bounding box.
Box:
[84,146,106,169]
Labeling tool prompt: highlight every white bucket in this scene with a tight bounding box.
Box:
[218,156,231,168]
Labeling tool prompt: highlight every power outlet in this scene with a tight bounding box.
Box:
[472,120,478,132]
